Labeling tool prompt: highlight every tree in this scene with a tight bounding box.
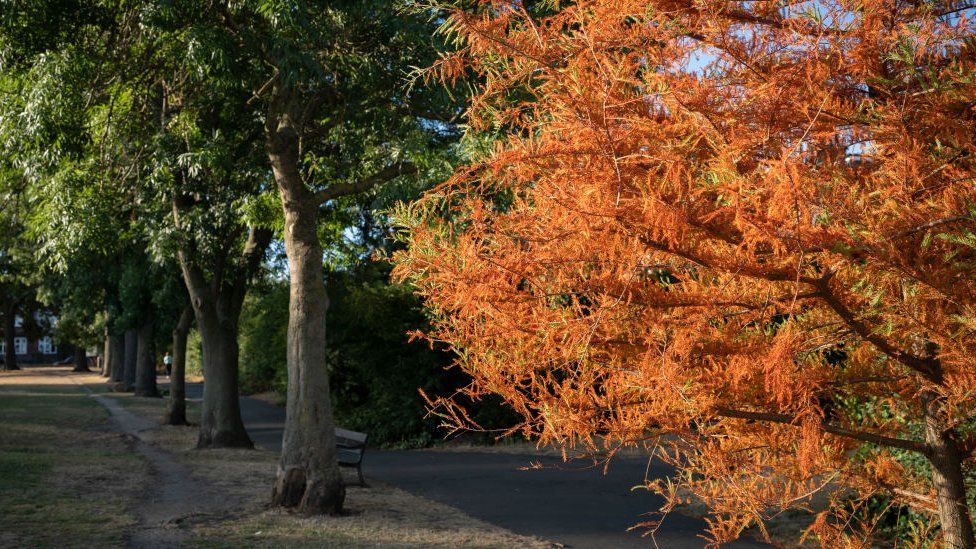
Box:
[0,231,31,372]
[0,1,273,439]
[216,0,458,513]
[0,1,134,379]
[163,304,193,425]
[162,94,274,446]
[0,47,33,373]
[0,300,16,370]
[0,196,44,373]
[394,2,976,547]
[120,4,275,443]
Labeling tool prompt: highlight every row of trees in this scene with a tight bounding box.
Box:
[0,0,458,515]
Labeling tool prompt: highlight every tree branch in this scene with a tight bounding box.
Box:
[814,275,943,384]
[715,407,930,454]
[315,162,418,204]
[228,226,273,313]
[635,231,816,284]
[172,198,212,309]
[890,215,974,240]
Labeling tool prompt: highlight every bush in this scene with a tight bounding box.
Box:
[238,283,289,395]
[185,328,203,380]
[235,261,518,447]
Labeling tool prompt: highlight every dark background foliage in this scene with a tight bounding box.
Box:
[238,261,519,447]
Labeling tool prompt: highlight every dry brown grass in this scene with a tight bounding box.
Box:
[0,367,146,548]
[5,368,816,548]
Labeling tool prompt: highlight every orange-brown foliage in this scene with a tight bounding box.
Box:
[393,1,976,546]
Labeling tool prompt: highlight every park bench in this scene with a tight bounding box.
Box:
[335,427,368,486]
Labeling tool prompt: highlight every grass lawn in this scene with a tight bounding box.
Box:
[2,367,552,548]
[0,368,145,548]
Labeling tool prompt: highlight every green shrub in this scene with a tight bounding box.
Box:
[185,328,203,379]
[235,261,518,447]
[238,283,289,395]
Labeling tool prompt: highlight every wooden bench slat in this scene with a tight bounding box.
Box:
[335,428,367,443]
[334,427,368,486]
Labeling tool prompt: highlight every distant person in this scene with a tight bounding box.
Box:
[163,351,172,376]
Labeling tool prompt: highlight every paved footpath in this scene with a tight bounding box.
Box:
[186,384,767,548]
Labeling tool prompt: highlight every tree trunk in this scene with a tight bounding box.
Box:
[194,309,251,448]
[72,344,90,373]
[176,219,269,448]
[101,321,112,377]
[101,334,111,377]
[173,195,272,446]
[109,333,125,383]
[3,301,19,371]
[123,329,137,391]
[268,108,345,515]
[134,315,159,397]
[163,305,193,426]
[923,391,975,548]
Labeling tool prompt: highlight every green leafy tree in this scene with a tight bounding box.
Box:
[221,0,460,512]
[1,2,274,440]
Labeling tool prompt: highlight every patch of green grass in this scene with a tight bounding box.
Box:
[0,451,53,490]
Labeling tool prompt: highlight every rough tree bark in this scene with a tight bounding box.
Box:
[2,300,18,371]
[923,390,976,548]
[267,96,345,515]
[122,329,137,391]
[194,308,248,446]
[134,314,159,397]
[163,305,193,425]
[176,217,271,449]
[109,333,125,383]
[72,344,90,373]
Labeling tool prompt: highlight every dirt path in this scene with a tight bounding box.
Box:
[69,376,225,548]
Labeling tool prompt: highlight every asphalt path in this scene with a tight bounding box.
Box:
[184,383,767,548]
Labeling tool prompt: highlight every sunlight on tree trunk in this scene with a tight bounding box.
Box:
[923,390,975,549]
[268,100,344,515]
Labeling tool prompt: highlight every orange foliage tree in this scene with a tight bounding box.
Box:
[393,1,976,546]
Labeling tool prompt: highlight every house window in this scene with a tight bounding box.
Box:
[38,337,55,355]
[14,337,27,355]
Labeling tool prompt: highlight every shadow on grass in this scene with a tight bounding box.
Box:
[0,370,145,548]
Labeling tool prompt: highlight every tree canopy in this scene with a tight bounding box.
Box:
[394,1,976,546]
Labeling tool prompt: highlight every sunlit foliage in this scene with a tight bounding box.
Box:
[394,1,976,545]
